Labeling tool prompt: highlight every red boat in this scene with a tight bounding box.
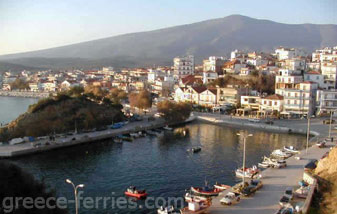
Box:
[191,187,221,197]
[124,186,147,199]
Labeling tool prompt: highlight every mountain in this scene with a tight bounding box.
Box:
[1,15,337,69]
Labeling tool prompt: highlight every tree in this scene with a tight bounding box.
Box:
[128,90,152,112]
[0,161,67,214]
[109,88,127,104]
[67,86,84,97]
[84,85,107,100]
[10,79,29,90]
[157,101,192,123]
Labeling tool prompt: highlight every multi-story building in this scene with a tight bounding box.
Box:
[203,56,225,74]
[312,46,337,62]
[260,94,284,114]
[202,71,218,84]
[275,69,303,96]
[216,86,248,106]
[316,89,337,115]
[303,71,328,89]
[173,55,194,78]
[321,62,337,89]
[275,47,296,60]
[280,58,306,71]
[241,96,261,111]
[283,82,318,116]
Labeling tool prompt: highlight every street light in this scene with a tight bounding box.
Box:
[237,132,253,185]
[66,179,85,214]
[328,111,333,139]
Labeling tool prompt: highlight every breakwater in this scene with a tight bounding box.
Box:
[0,90,49,98]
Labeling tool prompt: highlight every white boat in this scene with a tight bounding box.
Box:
[9,138,24,145]
[184,193,207,203]
[295,187,309,199]
[163,125,173,131]
[258,161,270,168]
[157,206,179,214]
[271,149,292,159]
[235,165,260,178]
[283,146,300,154]
[130,133,140,138]
[214,183,231,191]
[180,200,211,214]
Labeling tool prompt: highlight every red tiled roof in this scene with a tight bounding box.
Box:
[306,71,321,75]
[263,94,284,100]
[191,86,207,93]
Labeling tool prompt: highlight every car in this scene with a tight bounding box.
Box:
[220,192,240,205]
[304,159,317,171]
[279,195,291,207]
[283,187,294,200]
[323,119,335,124]
[250,179,263,191]
[241,186,256,196]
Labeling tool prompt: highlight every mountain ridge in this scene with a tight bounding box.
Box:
[1,15,337,70]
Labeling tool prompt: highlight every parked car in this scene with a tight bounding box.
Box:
[250,179,263,191]
[265,120,274,125]
[283,187,294,200]
[220,192,240,205]
[304,159,317,171]
[279,196,291,207]
[323,119,335,124]
[241,186,257,196]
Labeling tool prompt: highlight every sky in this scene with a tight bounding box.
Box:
[0,0,336,55]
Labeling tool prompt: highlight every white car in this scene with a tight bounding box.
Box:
[220,192,240,205]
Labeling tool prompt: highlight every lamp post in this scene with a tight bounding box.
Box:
[237,132,253,185]
[66,179,85,214]
[306,115,311,154]
[328,111,333,139]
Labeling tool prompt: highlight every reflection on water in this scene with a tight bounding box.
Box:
[11,122,306,214]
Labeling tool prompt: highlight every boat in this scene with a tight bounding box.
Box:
[316,141,326,148]
[283,146,300,154]
[184,192,207,203]
[295,187,309,199]
[163,125,173,131]
[157,206,179,214]
[259,156,287,168]
[187,147,202,153]
[124,186,147,199]
[271,149,292,159]
[190,186,221,197]
[258,161,270,168]
[180,200,211,214]
[214,183,231,191]
[235,165,260,178]
[113,137,123,143]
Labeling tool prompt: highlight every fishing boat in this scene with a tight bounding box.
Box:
[258,161,270,168]
[214,183,231,191]
[157,206,179,214]
[113,137,123,143]
[124,186,147,199]
[235,165,260,178]
[283,146,300,154]
[190,186,221,197]
[271,149,292,159]
[187,147,202,153]
[163,125,173,131]
[180,200,211,214]
[184,192,207,203]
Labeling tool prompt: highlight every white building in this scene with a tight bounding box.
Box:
[321,62,337,89]
[173,55,195,78]
[316,89,337,115]
[312,46,337,62]
[275,47,296,60]
[275,69,303,96]
[260,94,284,114]
[283,82,318,116]
[303,71,327,89]
[203,56,225,73]
[202,71,218,84]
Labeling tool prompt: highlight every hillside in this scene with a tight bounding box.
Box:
[0,15,337,69]
[0,93,124,142]
[315,147,337,214]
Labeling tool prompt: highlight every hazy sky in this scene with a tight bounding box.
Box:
[1,0,336,55]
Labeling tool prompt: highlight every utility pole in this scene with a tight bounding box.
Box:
[306,116,310,154]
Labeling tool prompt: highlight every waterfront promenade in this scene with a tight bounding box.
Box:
[197,112,335,214]
[0,117,167,158]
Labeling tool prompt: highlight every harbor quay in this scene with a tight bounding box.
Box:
[0,117,169,158]
[0,90,50,98]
